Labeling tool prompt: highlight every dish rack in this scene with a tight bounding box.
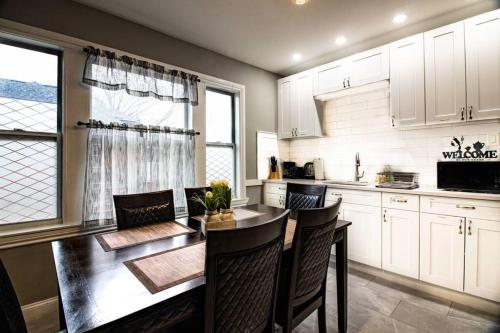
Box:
[375,171,419,189]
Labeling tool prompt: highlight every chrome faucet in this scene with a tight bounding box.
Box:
[355,152,365,182]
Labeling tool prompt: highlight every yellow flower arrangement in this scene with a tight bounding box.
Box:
[210,179,232,209]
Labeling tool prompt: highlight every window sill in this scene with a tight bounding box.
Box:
[0,222,115,250]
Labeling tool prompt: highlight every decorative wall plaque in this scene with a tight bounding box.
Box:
[442,136,498,160]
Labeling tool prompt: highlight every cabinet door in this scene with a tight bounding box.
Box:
[348,45,389,88]
[294,71,315,137]
[313,59,348,95]
[342,203,382,268]
[464,218,500,302]
[277,78,293,139]
[465,9,500,121]
[382,209,419,278]
[424,22,467,125]
[390,34,425,127]
[420,213,464,291]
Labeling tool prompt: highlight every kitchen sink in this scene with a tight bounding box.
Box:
[323,180,369,186]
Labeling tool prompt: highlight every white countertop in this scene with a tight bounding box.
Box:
[262,179,500,201]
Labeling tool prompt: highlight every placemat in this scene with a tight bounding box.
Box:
[96,221,196,251]
[191,207,265,223]
[125,241,206,294]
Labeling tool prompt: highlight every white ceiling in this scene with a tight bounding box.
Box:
[75,0,494,75]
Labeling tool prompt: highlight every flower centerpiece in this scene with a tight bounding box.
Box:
[192,190,220,222]
[210,179,233,221]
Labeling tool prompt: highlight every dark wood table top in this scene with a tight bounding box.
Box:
[52,204,351,333]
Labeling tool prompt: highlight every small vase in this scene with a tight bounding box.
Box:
[204,210,220,223]
[219,208,234,221]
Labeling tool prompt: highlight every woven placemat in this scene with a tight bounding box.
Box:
[125,241,206,294]
[96,221,196,251]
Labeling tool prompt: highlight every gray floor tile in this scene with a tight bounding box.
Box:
[448,302,500,326]
[392,300,496,333]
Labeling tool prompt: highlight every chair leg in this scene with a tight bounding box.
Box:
[318,296,327,333]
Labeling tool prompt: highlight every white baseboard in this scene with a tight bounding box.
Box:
[22,297,59,333]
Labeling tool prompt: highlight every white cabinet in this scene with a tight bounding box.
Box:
[313,59,349,95]
[420,213,465,291]
[277,70,321,139]
[341,203,382,268]
[313,46,389,96]
[349,46,389,88]
[390,34,426,127]
[263,183,286,208]
[424,22,467,125]
[465,9,500,121]
[464,218,500,302]
[382,208,419,279]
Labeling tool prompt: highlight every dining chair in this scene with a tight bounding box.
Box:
[113,190,176,230]
[0,258,27,333]
[204,210,290,333]
[184,187,211,217]
[275,199,342,333]
[285,183,327,219]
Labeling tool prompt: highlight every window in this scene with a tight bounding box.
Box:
[0,38,62,225]
[91,88,189,128]
[205,88,236,192]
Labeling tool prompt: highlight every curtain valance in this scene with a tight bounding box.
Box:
[82,46,199,106]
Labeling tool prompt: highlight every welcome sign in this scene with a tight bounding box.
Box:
[442,136,498,160]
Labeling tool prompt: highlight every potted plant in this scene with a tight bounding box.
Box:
[192,190,220,222]
[211,179,233,221]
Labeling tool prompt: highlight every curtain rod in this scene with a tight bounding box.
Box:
[76,121,200,136]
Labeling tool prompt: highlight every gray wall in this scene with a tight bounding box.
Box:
[0,0,277,305]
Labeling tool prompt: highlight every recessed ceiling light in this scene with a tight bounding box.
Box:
[293,0,309,5]
[393,13,407,24]
[335,36,347,45]
[292,53,302,61]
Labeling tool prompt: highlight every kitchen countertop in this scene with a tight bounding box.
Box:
[262,179,500,201]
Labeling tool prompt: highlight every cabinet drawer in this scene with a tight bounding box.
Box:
[264,183,287,195]
[382,193,419,211]
[264,192,285,208]
[420,196,500,220]
[326,188,381,207]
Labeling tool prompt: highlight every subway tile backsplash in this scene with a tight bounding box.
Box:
[286,83,500,186]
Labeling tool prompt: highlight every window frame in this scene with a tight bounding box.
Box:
[205,86,237,194]
[0,36,63,226]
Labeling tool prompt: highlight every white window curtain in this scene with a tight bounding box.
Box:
[83,124,195,227]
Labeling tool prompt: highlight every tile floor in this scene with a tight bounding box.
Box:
[292,261,500,333]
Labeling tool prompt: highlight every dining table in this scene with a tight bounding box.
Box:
[52,204,351,333]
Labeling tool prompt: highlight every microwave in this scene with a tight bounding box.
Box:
[437,161,500,194]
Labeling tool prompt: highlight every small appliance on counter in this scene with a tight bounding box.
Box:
[375,171,419,189]
[303,162,315,179]
[282,161,297,179]
[313,158,325,180]
[437,161,500,194]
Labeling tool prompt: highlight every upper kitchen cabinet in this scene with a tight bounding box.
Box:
[465,9,500,121]
[277,70,322,139]
[424,22,467,125]
[390,34,425,127]
[313,45,389,96]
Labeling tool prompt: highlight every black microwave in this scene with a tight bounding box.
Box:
[437,161,500,194]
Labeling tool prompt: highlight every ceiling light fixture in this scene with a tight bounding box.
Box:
[292,53,302,61]
[293,0,309,5]
[335,36,347,45]
[393,13,407,24]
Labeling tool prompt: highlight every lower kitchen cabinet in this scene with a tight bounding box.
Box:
[341,203,382,268]
[420,213,465,291]
[382,209,419,278]
[464,218,500,302]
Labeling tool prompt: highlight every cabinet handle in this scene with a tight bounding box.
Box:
[459,219,463,235]
[347,78,351,87]
[468,106,473,120]
[460,106,465,121]
[468,220,472,236]
[383,210,387,223]
[342,79,346,88]
[391,197,408,203]
[456,204,476,210]
[391,115,395,127]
